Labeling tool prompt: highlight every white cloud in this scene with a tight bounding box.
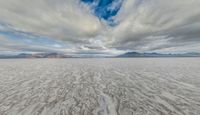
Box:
[0,0,104,41]
[108,0,200,52]
[0,0,200,54]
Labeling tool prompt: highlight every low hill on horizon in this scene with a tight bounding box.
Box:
[0,52,200,59]
[117,52,200,58]
[0,53,72,59]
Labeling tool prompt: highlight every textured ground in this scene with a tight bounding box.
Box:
[0,58,200,115]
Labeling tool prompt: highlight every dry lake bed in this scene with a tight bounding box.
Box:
[0,58,200,115]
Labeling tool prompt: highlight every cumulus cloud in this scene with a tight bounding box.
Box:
[109,0,200,52]
[0,0,200,54]
[0,0,104,41]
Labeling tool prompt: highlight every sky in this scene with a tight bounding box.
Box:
[0,0,200,56]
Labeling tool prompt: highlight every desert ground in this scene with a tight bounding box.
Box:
[0,58,200,115]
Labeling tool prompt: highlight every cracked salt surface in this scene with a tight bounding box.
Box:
[0,58,200,115]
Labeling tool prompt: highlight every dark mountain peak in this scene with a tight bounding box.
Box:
[0,52,72,59]
[117,51,200,57]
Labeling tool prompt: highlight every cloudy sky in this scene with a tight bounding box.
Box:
[0,0,200,56]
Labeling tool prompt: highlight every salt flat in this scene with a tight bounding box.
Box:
[0,58,200,115]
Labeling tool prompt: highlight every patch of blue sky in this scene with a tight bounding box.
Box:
[81,0,123,25]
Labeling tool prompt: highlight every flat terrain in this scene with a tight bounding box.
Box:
[0,58,200,115]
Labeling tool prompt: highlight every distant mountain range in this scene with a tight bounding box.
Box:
[0,53,72,59]
[117,52,200,57]
[0,52,200,59]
